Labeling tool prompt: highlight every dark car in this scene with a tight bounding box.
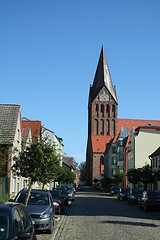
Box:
[49,189,64,215]
[128,188,144,205]
[12,189,55,233]
[110,186,119,196]
[138,190,160,211]
[0,202,37,240]
[60,187,69,206]
[117,188,130,201]
[67,187,75,201]
[77,184,85,191]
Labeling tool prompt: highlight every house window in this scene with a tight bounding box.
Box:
[156,158,158,168]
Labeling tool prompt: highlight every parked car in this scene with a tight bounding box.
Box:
[117,188,130,201]
[49,189,64,215]
[77,184,85,191]
[138,190,160,211]
[0,202,37,240]
[11,189,55,233]
[60,187,69,206]
[110,186,119,196]
[127,188,144,205]
[67,186,75,201]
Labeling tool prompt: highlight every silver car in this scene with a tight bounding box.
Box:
[13,189,55,233]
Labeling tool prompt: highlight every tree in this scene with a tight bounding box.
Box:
[140,165,154,189]
[114,172,125,186]
[127,168,141,187]
[78,162,86,183]
[57,165,75,184]
[0,145,9,176]
[12,139,60,206]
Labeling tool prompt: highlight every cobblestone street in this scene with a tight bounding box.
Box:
[54,187,160,240]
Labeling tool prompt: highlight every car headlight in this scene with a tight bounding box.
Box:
[53,202,59,206]
[41,213,50,219]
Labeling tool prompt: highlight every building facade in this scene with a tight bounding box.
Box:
[86,46,118,185]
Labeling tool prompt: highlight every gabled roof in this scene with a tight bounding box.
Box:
[22,119,41,139]
[149,146,160,158]
[0,104,20,145]
[91,45,117,103]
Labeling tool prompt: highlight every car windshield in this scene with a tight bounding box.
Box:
[15,192,49,205]
[0,212,9,240]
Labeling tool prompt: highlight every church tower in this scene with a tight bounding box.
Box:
[86,45,118,185]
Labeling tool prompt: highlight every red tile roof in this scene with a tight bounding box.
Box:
[22,120,41,139]
[92,118,160,153]
[92,135,113,153]
[117,118,160,132]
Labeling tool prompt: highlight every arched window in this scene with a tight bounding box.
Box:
[101,104,104,117]
[112,105,115,118]
[96,104,99,117]
[95,119,99,135]
[106,104,110,118]
[112,119,116,135]
[106,120,110,135]
[100,119,104,135]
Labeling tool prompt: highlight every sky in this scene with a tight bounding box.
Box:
[0,1,160,165]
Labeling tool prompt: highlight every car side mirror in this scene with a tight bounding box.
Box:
[8,198,14,202]
[18,231,31,239]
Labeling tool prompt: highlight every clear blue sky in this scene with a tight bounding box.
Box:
[0,1,160,164]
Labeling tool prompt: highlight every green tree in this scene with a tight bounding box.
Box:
[127,168,141,187]
[140,164,154,189]
[12,139,60,206]
[57,165,75,184]
[78,161,86,183]
[114,172,125,186]
[0,145,9,176]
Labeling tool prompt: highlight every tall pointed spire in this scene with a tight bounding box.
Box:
[92,45,118,103]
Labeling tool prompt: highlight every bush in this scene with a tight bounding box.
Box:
[0,193,9,203]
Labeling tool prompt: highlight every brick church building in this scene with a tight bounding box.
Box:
[86,45,118,185]
[86,45,160,186]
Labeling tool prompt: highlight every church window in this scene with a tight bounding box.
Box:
[100,119,104,135]
[112,119,116,135]
[112,105,115,118]
[106,104,110,118]
[95,119,99,135]
[106,120,110,135]
[96,104,99,117]
[101,104,104,117]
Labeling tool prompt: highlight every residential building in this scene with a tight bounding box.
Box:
[42,126,63,166]
[149,146,160,190]
[0,104,23,197]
